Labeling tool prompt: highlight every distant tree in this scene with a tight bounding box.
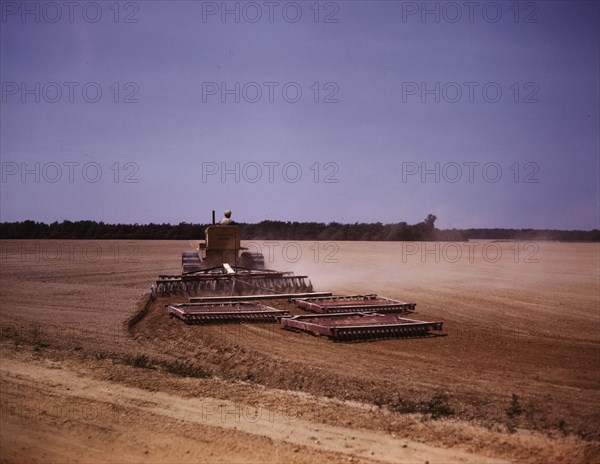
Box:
[425,214,437,228]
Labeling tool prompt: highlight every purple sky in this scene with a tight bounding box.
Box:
[1,1,598,229]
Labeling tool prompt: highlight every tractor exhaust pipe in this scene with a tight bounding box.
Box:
[212,210,216,225]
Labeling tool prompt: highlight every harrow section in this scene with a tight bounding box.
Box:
[190,292,332,303]
[292,294,416,314]
[281,313,443,341]
[157,268,313,296]
[167,302,290,324]
[156,212,444,342]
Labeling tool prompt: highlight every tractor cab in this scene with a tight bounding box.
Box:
[181,210,264,273]
[198,224,241,267]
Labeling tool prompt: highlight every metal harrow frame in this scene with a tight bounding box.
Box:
[190,292,333,303]
[168,302,290,324]
[157,268,312,296]
[280,313,443,341]
[291,294,416,314]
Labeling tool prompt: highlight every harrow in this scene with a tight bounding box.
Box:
[156,211,312,297]
[190,292,333,303]
[164,293,443,341]
[155,210,444,342]
[157,267,313,296]
[292,294,416,314]
[167,302,290,324]
[280,313,443,341]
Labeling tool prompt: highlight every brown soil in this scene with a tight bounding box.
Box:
[1,240,599,463]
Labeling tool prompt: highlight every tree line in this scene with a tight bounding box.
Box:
[0,216,598,241]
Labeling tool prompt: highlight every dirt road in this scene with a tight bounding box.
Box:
[2,354,510,464]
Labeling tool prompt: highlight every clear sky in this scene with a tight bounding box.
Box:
[1,0,598,229]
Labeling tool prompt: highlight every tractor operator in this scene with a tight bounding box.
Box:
[220,209,235,225]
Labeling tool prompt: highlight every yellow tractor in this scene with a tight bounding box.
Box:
[158,210,311,296]
[182,211,264,273]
